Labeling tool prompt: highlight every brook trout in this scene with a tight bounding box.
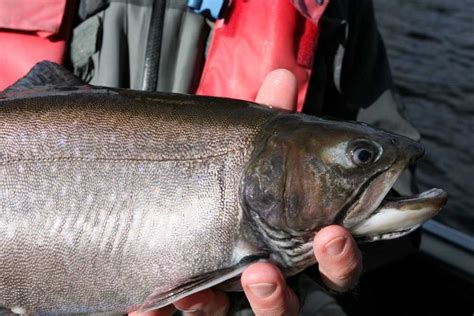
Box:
[0,62,447,314]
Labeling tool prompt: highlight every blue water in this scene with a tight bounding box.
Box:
[374,0,474,236]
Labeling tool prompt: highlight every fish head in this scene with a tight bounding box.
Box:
[243,115,447,271]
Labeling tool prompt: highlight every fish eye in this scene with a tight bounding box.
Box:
[347,139,381,167]
[353,147,374,165]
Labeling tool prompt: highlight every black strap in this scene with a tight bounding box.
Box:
[142,0,166,91]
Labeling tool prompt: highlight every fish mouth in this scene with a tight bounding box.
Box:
[341,166,448,242]
[350,188,448,242]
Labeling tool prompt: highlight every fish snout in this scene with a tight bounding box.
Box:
[391,136,425,164]
[410,141,425,163]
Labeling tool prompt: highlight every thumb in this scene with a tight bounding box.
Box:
[255,69,298,111]
[314,225,362,292]
[241,262,299,316]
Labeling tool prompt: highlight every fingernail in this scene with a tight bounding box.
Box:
[181,309,201,314]
[182,309,199,313]
[248,283,277,298]
[181,304,202,313]
[325,237,347,256]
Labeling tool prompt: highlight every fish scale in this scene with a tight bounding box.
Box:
[0,89,275,313]
[0,62,447,314]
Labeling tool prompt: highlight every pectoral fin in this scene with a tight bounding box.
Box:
[139,254,266,312]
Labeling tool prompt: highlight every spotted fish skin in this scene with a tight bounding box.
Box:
[0,62,447,314]
[0,88,278,313]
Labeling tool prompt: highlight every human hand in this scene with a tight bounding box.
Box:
[239,225,362,316]
[130,69,362,316]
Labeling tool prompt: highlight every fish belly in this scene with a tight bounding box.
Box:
[0,92,275,313]
[0,154,244,313]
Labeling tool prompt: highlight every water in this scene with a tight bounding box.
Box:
[374,0,474,236]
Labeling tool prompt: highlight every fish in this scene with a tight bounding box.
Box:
[0,61,447,314]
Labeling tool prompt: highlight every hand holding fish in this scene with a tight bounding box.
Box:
[133,70,362,316]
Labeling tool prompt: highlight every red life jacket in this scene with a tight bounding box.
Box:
[0,0,76,90]
[197,0,329,112]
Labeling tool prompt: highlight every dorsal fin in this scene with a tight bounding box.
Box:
[3,60,85,94]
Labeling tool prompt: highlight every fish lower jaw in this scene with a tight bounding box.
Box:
[350,188,447,242]
[355,225,420,242]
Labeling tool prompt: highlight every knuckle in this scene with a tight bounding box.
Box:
[253,291,298,316]
[254,305,291,316]
[331,260,362,291]
[338,259,361,280]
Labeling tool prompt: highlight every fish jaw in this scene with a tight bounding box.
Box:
[340,168,403,229]
[350,188,448,242]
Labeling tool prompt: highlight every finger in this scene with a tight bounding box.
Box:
[129,304,176,316]
[173,288,229,316]
[256,69,298,111]
[241,262,299,316]
[314,225,362,292]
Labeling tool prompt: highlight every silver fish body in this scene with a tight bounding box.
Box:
[0,62,447,314]
[0,89,277,313]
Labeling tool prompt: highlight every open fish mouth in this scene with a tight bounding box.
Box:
[351,188,448,242]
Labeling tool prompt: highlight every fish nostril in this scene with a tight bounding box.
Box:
[391,138,399,145]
